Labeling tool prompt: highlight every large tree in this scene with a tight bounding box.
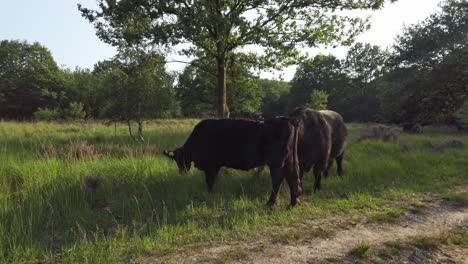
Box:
[79,0,395,118]
[176,52,263,117]
[386,0,468,125]
[343,42,389,121]
[0,40,63,119]
[393,0,468,70]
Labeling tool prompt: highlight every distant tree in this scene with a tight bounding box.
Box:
[0,40,63,119]
[393,0,468,70]
[384,0,468,124]
[176,65,214,118]
[64,68,101,118]
[343,43,389,122]
[97,49,177,141]
[79,0,394,118]
[454,100,468,130]
[259,79,290,118]
[289,55,349,116]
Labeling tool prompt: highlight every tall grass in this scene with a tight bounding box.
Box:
[0,120,466,263]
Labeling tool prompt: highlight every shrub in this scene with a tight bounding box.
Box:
[33,107,60,121]
[454,101,468,131]
[308,90,328,110]
[63,102,86,120]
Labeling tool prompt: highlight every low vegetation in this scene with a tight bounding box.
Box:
[349,242,371,258]
[0,121,467,263]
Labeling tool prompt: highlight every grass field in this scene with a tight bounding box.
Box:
[0,120,466,263]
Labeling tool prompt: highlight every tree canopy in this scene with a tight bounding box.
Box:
[78,0,395,118]
[0,40,64,119]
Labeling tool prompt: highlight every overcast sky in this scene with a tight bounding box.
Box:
[0,0,443,81]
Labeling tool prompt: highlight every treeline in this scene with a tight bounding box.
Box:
[0,0,466,128]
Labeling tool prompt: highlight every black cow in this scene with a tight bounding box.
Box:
[319,110,347,177]
[163,118,301,207]
[289,107,332,192]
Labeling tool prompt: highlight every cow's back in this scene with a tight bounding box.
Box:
[184,119,265,170]
[319,110,347,159]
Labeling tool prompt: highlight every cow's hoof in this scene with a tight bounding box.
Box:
[265,201,275,209]
[288,198,300,209]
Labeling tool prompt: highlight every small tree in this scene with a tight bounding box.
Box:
[96,49,177,141]
[308,90,328,110]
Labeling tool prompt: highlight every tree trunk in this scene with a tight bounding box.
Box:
[127,120,135,139]
[137,120,145,142]
[216,56,230,118]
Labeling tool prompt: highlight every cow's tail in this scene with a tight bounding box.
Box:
[292,122,302,196]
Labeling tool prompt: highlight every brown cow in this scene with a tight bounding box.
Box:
[289,107,332,192]
[163,117,302,207]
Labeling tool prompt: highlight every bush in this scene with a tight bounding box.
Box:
[308,90,328,110]
[454,101,468,131]
[63,102,86,120]
[33,107,60,121]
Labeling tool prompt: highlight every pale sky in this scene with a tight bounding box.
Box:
[0,0,443,81]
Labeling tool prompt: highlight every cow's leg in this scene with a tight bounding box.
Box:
[313,162,325,192]
[336,151,344,177]
[205,167,220,192]
[285,168,301,207]
[266,167,284,208]
[323,160,333,177]
[299,168,305,195]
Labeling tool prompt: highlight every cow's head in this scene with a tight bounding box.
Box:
[163,148,191,173]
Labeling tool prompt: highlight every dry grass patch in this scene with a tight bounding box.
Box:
[41,141,157,160]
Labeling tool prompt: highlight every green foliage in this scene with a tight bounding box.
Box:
[0,40,63,119]
[454,101,468,130]
[96,49,178,122]
[78,0,391,117]
[349,242,371,258]
[308,90,328,110]
[342,43,389,122]
[290,55,347,109]
[63,102,86,120]
[393,0,468,69]
[33,107,60,121]
[259,79,291,118]
[385,0,468,124]
[176,53,263,118]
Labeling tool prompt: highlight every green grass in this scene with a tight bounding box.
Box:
[0,120,467,263]
[349,242,371,258]
[442,192,468,206]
